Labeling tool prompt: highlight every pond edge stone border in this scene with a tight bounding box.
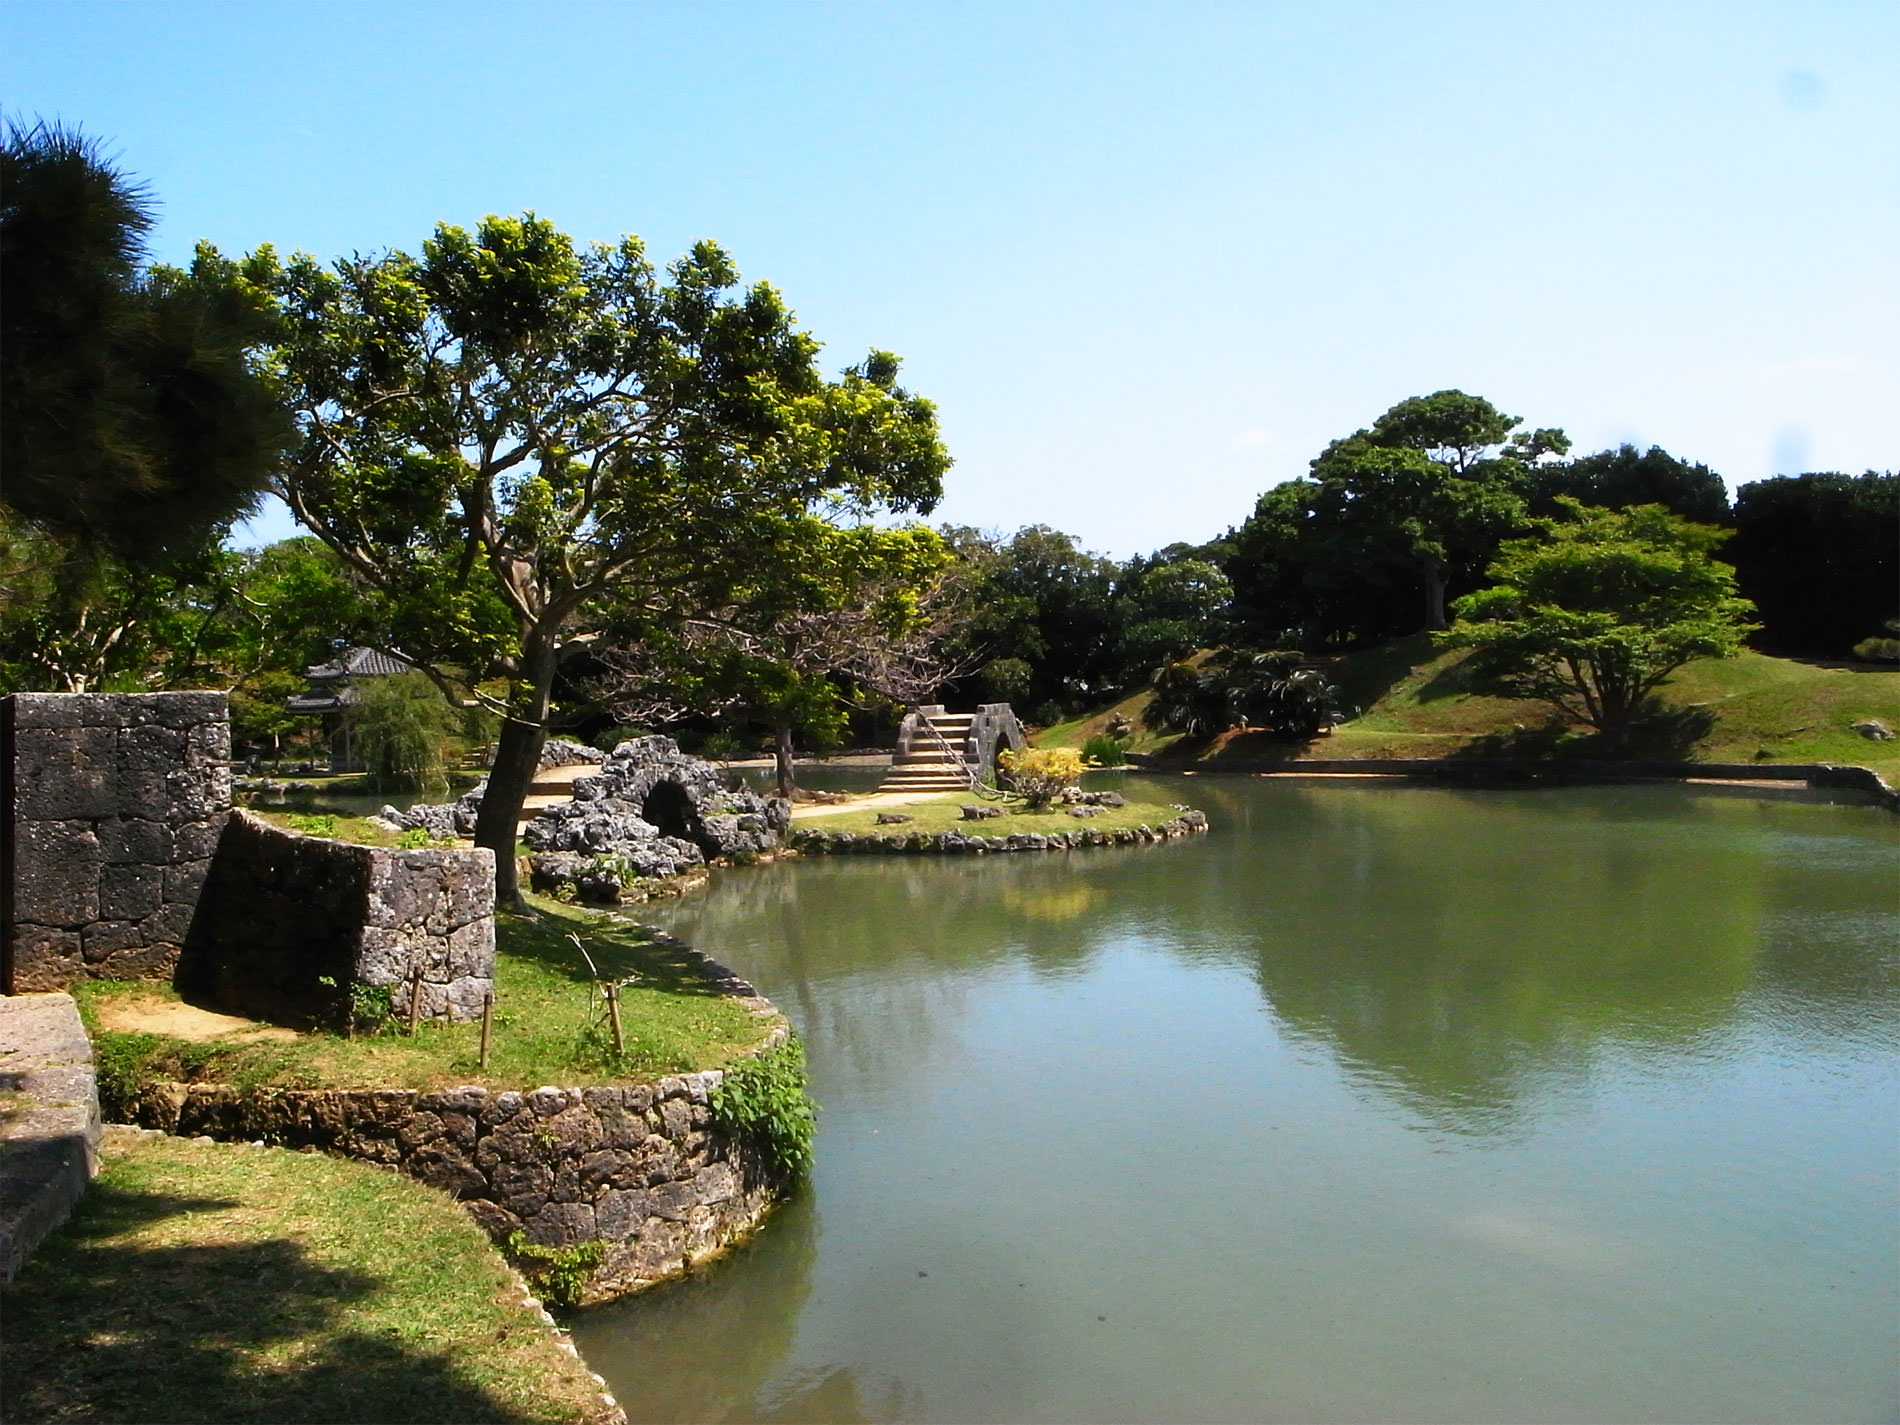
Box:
[787,809,1208,855]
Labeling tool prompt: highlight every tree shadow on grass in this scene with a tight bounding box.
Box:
[1445,704,1718,764]
[1,1181,541,1424]
[497,910,734,999]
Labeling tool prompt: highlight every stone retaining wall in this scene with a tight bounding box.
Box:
[3,692,230,992]
[789,810,1208,855]
[0,993,101,1283]
[176,810,495,1030]
[115,1029,791,1306]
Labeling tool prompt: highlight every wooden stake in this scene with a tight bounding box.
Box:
[606,982,626,1058]
[407,976,423,1035]
[479,991,493,1069]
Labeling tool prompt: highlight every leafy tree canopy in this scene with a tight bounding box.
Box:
[1727,471,1898,657]
[1531,443,1730,525]
[244,212,948,900]
[1447,500,1757,735]
[0,119,286,568]
[1225,392,1567,645]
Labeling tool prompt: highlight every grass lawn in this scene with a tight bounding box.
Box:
[1039,638,1900,782]
[795,792,1194,837]
[77,897,776,1102]
[1,1130,617,1424]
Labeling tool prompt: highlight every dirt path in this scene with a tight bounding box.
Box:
[789,791,959,820]
[92,995,301,1044]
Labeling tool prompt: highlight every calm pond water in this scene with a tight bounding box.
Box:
[571,777,1900,1425]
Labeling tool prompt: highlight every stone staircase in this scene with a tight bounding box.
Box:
[878,710,983,793]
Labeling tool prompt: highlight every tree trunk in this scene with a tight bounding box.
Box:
[473,637,556,909]
[475,716,545,909]
[1421,559,1449,632]
[774,720,797,800]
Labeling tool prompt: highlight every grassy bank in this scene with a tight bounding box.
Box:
[78,897,775,1101]
[1040,639,1900,782]
[793,792,1192,837]
[0,1130,617,1424]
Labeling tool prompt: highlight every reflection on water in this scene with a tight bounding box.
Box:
[575,780,1900,1424]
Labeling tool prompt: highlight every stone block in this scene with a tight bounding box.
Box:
[444,978,490,1020]
[594,1188,649,1240]
[407,1142,487,1196]
[14,726,119,820]
[141,898,198,947]
[9,693,118,730]
[170,817,221,862]
[351,928,413,988]
[148,691,226,730]
[81,921,146,963]
[461,1199,522,1242]
[523,1200,596,1249]
[96,817,173,864]
[8,928,83,991]
[13,823,102,927]
[692,1162,740,1204]
[98,864,164,921]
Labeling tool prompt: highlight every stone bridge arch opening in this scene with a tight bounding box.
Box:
[641,779,708,851]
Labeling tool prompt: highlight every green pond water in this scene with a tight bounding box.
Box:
[571,777,1900,1425]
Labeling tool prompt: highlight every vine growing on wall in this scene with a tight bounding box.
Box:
[709,1037,818,1181]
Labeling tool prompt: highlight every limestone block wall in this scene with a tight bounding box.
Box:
[177,810,495,1029]
[115,1043,789,1305]
[3,692,230,993]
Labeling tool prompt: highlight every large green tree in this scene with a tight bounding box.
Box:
[245,214,946,901]
[1305,391,1567,633]
[1447,501,1757,735]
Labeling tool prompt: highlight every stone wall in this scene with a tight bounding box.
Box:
[0,993,102,1283]
[3,692,229,993]
[115,1034,790,1306]
[176,810,495,1029]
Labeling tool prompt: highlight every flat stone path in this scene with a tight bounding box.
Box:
[0,993,101,1283]
[789,790,959,820]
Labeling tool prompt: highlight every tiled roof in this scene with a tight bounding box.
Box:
[303,646,416,680]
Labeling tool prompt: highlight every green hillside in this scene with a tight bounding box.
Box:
[1038,638,1900,782]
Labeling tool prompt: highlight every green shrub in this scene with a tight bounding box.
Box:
[1080,733,1126,766]
[709,1038,818,1181]
[286,812,337,837]
[504,1232,605,1308]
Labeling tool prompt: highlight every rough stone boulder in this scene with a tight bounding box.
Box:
[526,738,789,896]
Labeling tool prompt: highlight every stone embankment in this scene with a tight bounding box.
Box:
[790,808,1208,855]
[108,941,796,1307]
[115,1055,785,1305]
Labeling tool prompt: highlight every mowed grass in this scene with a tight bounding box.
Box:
[0,1130,617,1424]
[76,897,775,1099]
[1039,637,1900,780]
[795,792,1193,836]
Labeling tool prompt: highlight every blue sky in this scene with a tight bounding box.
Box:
[6,1,1893,557]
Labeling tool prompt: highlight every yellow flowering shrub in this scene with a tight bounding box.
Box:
[997,746,1091,807]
